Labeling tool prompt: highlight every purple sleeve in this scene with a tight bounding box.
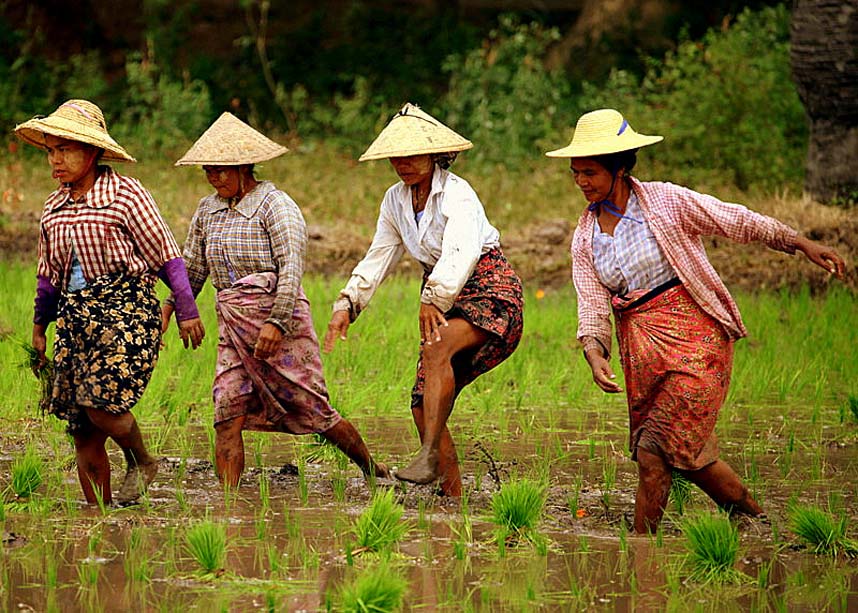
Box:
[158,258,200,322]
[34,275,60,325]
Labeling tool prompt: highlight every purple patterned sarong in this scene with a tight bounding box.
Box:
[213,272,341,434]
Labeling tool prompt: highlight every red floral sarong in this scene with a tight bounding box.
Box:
[213,272,341,434]
[613,283,733,470]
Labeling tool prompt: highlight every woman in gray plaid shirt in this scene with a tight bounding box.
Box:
[163,112,388,487]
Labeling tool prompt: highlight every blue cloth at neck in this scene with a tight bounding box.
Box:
[588,200,643,224]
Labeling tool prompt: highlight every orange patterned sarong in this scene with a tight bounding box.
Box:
[613,284,733,470]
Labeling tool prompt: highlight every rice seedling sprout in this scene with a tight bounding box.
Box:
[10,447,43,499]
[351,488,410,555]
[490,478,546,547]
[337,562,408,613]
[789,504,858,557]
[681,512,748,584]
[185,520,228,574]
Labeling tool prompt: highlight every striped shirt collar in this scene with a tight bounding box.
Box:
[208,180,278,219]
[44,165,119,212]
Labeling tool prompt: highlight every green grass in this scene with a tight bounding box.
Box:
[490,478,546,546]
[351,489,410,555]
[185,520,228,574]
[336,562,409,613]
[789,504,858,557]
[681,512,749,584]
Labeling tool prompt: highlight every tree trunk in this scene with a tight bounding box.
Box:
[790,0,858,204]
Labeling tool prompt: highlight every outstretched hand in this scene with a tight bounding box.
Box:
[324,310,351,353]
[796,236,846,280]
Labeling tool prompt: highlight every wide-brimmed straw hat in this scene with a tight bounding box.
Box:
[545,109,662,158]
[359,103,472,162]
[175,112,288,166]
[14,99,135,163]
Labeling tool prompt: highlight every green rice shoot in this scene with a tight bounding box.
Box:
[19,341,53,415]
[681,512,749,584]
[669,471,694,515]
[185,520,228,574]
[490,478,546,546]
[351,488,410,554]
[789,504,858,557]
[336,562,408,613]
[10,447,44,498]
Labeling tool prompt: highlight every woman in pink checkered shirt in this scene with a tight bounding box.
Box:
[546,109,846,533]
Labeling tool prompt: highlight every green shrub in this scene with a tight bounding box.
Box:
[578,4,806,190]
[443,14,573,162]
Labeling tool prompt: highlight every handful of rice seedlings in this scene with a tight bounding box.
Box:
[19,341,53,415]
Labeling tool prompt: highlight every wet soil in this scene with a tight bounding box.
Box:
[2,407,857,611]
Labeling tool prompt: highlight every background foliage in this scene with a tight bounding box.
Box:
[0,2,803,190]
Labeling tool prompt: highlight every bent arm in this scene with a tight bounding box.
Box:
[266,195,307,332]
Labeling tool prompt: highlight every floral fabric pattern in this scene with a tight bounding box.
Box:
[614,284,733,470]
[214,272,341,434]
[50,274,161,433]
[411,248,524,405]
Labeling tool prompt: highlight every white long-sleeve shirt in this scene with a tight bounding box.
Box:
[334,167,500,318]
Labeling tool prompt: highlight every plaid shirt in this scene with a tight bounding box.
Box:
[592,191,677,294]
[572,178,799,357]
[182,181,307,332]
[38,166,182,289]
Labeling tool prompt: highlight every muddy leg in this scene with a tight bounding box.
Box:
[320,418,389,479]
[215,415,246,488]
[634,448,673,534]
[411,404,461,497]
[72,427,111,505]
[84,408,158,504]
[680,459,763,516]
[395,319,486,486]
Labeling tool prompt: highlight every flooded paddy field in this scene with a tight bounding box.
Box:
[0,266,856,611]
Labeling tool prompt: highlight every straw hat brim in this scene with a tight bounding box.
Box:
[14,116,136,163]
[545,134,663,158]
[175,112,288,166]
[358,103,473,162]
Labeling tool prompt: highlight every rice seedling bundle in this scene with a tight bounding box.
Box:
[490,479,546,544]
[789,504,858,557]
[669,471,693,515]
[185,520,227,574]
[681,512,748,584]
[337,562,408,613]
[351,489,410,553]
[10,448,43,498]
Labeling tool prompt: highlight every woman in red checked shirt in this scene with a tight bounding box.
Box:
[546,109,846,533]
[15,100,204,506]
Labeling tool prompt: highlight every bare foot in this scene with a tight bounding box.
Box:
[115,461,158,505]
[373,462,391,479]
[394,447,439,484]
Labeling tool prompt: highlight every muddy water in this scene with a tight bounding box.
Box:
[3,407,857,611]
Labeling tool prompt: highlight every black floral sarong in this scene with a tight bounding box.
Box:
[50,273,161,433]
[411,248,524,406]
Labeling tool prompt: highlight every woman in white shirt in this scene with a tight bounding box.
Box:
[324,104,524,496]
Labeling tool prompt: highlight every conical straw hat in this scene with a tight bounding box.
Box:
[545,109,662,158]
[175,112,288,166]
[14,99,135,163]
[359,103,472,162]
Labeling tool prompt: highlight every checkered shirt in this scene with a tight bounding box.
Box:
[182,181,307,332]
[591,192,677,294]
[37,166,182,289]
[572,178,799,357]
